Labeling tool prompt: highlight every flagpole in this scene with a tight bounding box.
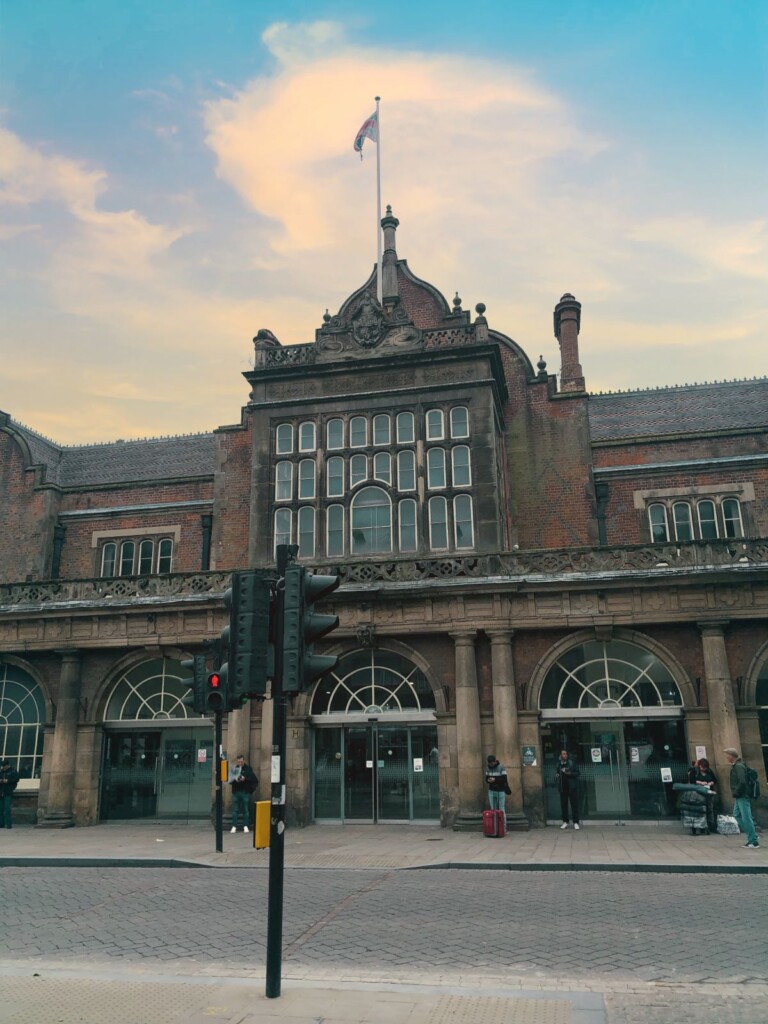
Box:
[375,96,382,304]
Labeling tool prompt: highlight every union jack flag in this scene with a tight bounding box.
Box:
[353,111,378,159]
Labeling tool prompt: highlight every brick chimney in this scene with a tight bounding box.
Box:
[554,293,585,392]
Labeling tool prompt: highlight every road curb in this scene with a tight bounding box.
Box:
[407,861,768,874]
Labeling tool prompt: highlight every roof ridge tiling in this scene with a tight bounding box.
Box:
[58,430,217,450]
[9,418,63,449]
[590,374,768,398]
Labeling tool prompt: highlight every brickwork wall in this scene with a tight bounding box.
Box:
[0,431,58,582]
[212,417,253,570]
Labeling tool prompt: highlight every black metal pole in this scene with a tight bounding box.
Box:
[214,710,223,853]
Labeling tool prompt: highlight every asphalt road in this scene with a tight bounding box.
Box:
[2,866,768,1022]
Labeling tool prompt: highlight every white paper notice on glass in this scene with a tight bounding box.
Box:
[591,748,602,763]
[630,747,639,763]
[413,758,423,772]
[695,745,707,760]
[660,767,673,783]
[366,760,373,769]
[271,755,280,783]
[197,748,207,763]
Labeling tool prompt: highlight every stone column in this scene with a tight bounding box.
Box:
[488,630,528,830]
[38,652,81,828]
[451,631,484,831]
[699,622,742,787]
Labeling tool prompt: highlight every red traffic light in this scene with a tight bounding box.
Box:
[208,672,221,688]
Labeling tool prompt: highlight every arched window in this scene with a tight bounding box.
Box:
[350,416,368,448]
[311,649,436,715]
[672,502,693,542]
[428,496,448,550]
[119,541,135,576]
[275,461,293,501]
[450,406,469,438]
[326,505,344,557]
[756,658,768,777]
[327,418,344,450]
[351,487,392,554]
[397,450,416,491]
[298,506,315,558]
[722,498,743,538]
[299,421,316,452]
[451,445,471,487]
[453,494,474,549]
[101,542,117,577]
[138,539,154,575]
[648,503,669,543]
[327,456,344,497]
[373,414,391,445]
[427,448,446,489]
[276,423,293,454]
[373,452,391,485]
[157,539,173,574]
[350,454,368,488]
[274,508,292,553]
[396,412,415,444]
[426,409,444,440]
[399,498,417,552]
[540,640,683,711]
[697,500,718,540]
[0,664,45,779]
[298,459,316,500]
[105,658,205,721]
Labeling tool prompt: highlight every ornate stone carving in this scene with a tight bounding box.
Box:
[351,293,386,348]
[355,623,376,647]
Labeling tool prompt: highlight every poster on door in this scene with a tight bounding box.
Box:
[197,748,207,763]
[695,745,707,760]
[413,758,423,773]
[630,747,640,763]
[591,748,602,763]
[660,767,673,782]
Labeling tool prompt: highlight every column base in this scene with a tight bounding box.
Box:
[505,812,530,832]
[452,813,483,832]
[37,812,76,829]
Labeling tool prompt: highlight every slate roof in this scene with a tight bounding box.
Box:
[8,419,216,487]
[588,378,768,442]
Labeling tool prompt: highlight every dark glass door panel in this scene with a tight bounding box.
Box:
[101,732,161,820]
[376,726,410,820]
[344,727,373,820]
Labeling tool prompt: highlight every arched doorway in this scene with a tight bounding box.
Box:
[0,663,45,782]
[310,649,440,822]
[100,657,213,820]
[537,638,688,820]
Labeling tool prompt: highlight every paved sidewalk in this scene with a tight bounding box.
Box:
[0,818,765,871]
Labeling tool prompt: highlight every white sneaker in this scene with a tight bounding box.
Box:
[243,826,250,833]
[574,823,581,830]
[230,826,237,833]
[560,822,568,830]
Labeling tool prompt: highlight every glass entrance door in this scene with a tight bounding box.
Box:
[101,728,214,820]
[314,723,439,822]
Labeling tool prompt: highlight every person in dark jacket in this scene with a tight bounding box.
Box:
[555,750,581,830]
[485,755,509,814]
[690,758,718,833]
[0,758,20,829]
[227,755,258,834]
[724,747,759,848]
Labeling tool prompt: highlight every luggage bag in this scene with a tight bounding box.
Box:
[483,809,506,838]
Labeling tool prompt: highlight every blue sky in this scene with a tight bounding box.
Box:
[1,1,766,442]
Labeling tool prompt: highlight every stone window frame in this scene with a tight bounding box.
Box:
[95,528,179,578]
[638,484,752,543]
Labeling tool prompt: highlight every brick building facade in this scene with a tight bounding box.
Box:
[1,210,767,830]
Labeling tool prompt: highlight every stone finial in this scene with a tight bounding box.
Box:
[381,205,400,305]
[474,302,488,342]
[453,292,462,312]
[537,355,548,380]
[323,309,331,324]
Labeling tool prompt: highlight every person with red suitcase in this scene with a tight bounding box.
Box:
[483,755,509,837]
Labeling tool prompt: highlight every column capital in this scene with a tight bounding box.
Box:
[449,630,477,647]
[697,621,730,637]
[486,629,515,644]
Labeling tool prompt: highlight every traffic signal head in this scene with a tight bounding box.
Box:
[206,670,227,712]
[180,654,208,715]
[282,565,340,694]
[224,571,275,708]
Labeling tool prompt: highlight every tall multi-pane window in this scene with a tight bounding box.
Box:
[350,454,367,488]
[298,459,316,499]
[138,539,154,575]
[327,505,345,557]
[454,494,474,548]
[327,456,344,497]
[427,447,446,489]
[396,412,415,444]
[426,409,444,440]
[397,450,416,491]
[450,406,469,438]
[327,418,344,450]
[157,538,173,573]
[298,506,315,557]
[373,414,391,445]
[299,422,316,452]
[276,423,293,454]
[428,496,448,549]
[101,543,117,577]
[351,487,392,553]
[673,502,693,542]
[373,452,391,485]
[274,508,292,553]
[451,446,471,487]
[722,498,743,538]
[697,500,718,540]
[276,461,293,501]
[119,542,135,576]
[350,416,368,448]
[648,503,669,542]
[399,499,417,552]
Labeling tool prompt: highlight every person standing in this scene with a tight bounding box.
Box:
[724,748,759,848]
[485,755,509,815]
[555,749,581,830]
[0,758,20,829]
[228,755,258,834]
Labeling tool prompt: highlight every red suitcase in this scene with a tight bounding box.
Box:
[483,809,506,838]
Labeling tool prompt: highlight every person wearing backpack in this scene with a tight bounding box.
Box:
[724,748,759,848]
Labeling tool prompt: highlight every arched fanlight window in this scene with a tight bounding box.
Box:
[350,486,392,554]
[0,664,45,779]
[105,658,206,721]
[311,649,436,715]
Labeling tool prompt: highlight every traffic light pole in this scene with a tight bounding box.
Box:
[214,710,224,853]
